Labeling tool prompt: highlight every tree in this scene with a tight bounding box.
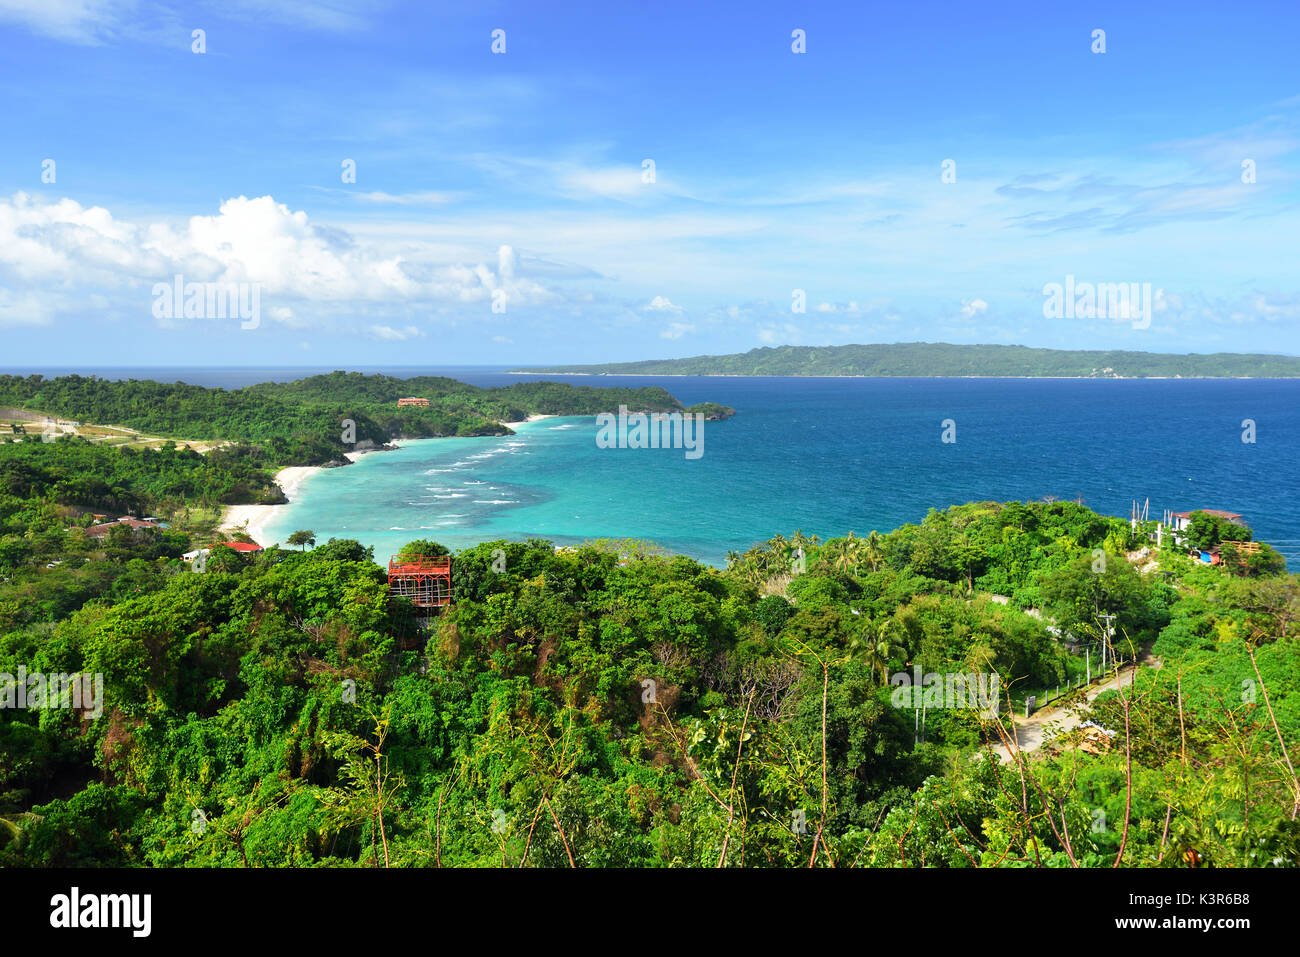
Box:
[320,707,403,868]
[1185,511,1251,552]
[850,619,905,685]
[287,529,316,551]
[823,539,856,577]
[396,538,449,559]
[862,530,884,572]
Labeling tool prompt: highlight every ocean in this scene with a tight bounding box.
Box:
[8,367,1300,567]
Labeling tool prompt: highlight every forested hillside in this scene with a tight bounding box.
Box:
[0,372,703,467]
[2,449,1296,866]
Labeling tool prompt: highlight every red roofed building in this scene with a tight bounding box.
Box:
[388,555,451,607]
[217,541,263,553]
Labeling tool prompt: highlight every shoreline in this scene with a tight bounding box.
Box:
[218,465,319,547]
[498,413,556,429]
[216,416,558,547]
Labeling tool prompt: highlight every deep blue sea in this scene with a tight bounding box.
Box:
[7,367,1299,567]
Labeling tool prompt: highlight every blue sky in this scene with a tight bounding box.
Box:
[1,0,1298,366]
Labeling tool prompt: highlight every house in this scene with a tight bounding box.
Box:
[397,397,430,407]
[84,516,165,539]
[217,541,263,553]
[1169,509,1244,534]
[183,542,264,567]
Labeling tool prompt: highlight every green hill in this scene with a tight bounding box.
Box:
[520,342,1300,378]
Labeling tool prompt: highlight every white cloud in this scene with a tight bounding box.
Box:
[960,297,989,318]
[367,324,422,341]
[354,190,457,206]
[0,287,52,326]
[644,295,682,314]
[0,0,133,44]
[660,321,695,340]
[561,166,647,200]
[0,0,386,45]
[218,0,386,33]
[0,193,558,326]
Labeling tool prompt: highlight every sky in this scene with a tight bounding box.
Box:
[0,0,1298,366]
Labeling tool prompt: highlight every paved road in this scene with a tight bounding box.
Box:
[989,658,1154,762]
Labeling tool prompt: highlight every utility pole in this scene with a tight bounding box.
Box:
[1097,612,1117,675]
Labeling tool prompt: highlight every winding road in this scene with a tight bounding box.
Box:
[989,656,1156,762]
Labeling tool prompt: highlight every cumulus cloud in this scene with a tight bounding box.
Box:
[0,192,558,326]
[644,295,682,314]
[960,297,988,318]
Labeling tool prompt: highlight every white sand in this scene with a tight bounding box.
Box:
[499,413,556,429]
[218,465,319,547]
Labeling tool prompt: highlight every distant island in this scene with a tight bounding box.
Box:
[519,342,1300,378]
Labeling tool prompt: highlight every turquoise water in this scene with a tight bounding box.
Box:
[261,376,1300,568]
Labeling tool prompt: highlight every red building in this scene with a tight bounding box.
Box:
[388,555,451,607]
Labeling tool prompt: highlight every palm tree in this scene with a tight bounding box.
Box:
[766,533,792,574]
[851,620,905,685]
[863,530,884,572]
[825,539,854,576]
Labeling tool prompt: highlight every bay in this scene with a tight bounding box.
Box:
[258,373,1300,568]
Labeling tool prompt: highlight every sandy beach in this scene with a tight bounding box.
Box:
[218,465,319,547]
[218,418,557,546]
[499,413,555,429]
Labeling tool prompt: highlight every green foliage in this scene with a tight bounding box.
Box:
[1186,511,1253,551]
[1,481,1296,868]
[0,372,694,467]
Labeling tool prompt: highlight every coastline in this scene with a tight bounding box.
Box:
[216,416,557,547]
[218,465,320,547]
[499,413,556,428]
